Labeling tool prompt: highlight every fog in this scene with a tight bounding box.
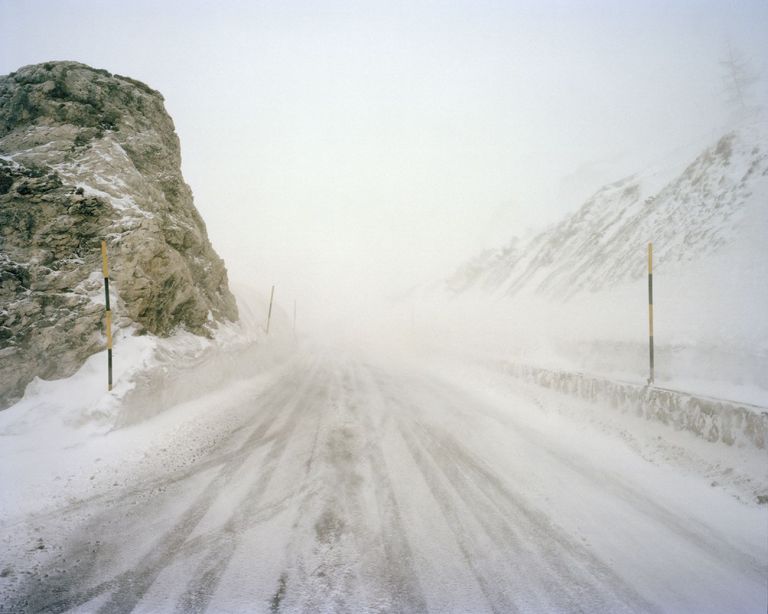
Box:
[2,0,766,335]
[3,5,768,610]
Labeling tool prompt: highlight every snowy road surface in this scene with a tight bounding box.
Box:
[1,349,766,613]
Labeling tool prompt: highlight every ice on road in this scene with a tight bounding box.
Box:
[1,349,766,613]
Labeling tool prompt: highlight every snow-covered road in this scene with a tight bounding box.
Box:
[1,349,766,613]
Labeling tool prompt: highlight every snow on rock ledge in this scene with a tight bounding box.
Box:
[0,61,238,408]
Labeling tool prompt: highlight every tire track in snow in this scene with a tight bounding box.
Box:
[99,361,322,614]
[171,365,334,613]
[2,360,306,538]
[432,374,767,580]
[6,352,762,613]
[393,421,519,614]
[372,368,660,613]
[4,359,321,614]
[345,364,427,613]
[242,361,368,613]
[237,360,428,613]
[414,421,658,612]
[364,368,519,613]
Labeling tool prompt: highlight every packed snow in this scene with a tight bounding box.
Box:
[0,284,766,613]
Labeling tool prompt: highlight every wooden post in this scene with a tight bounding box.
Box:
[101,240,113,391]
[266,285,275,335]
[647,242,654,385]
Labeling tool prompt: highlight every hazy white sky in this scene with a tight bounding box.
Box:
[1,0,766,325]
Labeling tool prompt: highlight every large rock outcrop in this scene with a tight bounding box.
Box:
[0,61,238,408]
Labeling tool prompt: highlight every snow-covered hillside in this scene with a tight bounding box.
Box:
[447,124,767,299]
[434,123,768,403]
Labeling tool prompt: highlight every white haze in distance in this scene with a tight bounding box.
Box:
[1,0,767,333]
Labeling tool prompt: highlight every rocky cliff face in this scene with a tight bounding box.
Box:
[0,61,238,408]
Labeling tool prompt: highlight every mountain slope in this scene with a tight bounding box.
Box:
[437,125,768,398]
[447,127,767,300]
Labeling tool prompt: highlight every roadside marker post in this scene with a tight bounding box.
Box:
[101,240,113,391]
[647,242,654,385]
[266,285,275,335]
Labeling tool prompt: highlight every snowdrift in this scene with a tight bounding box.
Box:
[493,361,768,450]
[0,284,296,434]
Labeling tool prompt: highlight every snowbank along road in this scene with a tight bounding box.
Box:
[1,347,766,613]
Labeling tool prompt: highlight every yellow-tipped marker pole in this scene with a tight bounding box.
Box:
[266,285,275,335]
[101,240,113,391]
[647,242,654,385]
